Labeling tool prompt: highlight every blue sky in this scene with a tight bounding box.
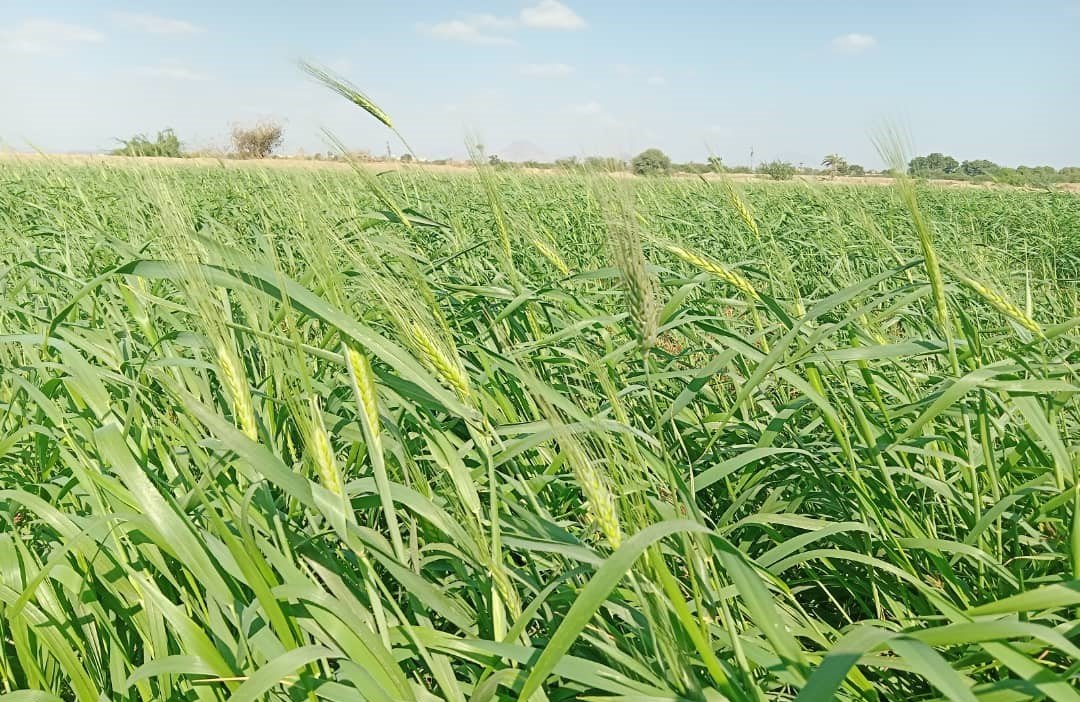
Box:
[2,0,1078,167]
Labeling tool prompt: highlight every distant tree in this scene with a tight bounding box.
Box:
[993,167,1020,185]
[939,154,961,174]
[400,153,414,163]
[821,153,849,175]
[908,152,960,176]
[993,165,1060,187]
[960,159,998,177]
[1058,166,1080,183]
[631,148,671,176]
[1018,165,1056,177]
[908,155,929,175]
[847,164,866,176]
[707,155,724,172]
[111,128,183,157]
[231,122,284,159]
[554,156,579,169]
[1016,165,1058,186]
[488,154,502,167]
[759,160,796,180]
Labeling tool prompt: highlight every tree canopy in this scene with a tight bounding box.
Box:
[631,148,672,176]
[908,153,960,176]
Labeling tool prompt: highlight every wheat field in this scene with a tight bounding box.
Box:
[0,154,1078,701]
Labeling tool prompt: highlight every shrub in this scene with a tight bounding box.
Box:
[847,164,866,176]
[554,156,579,169]
[631,148,671,176]
[231,122,284,159]
[674,162,711,174]
[584,156,627,172]
[400,153,414,163]
[111,128,183,157]
[759,160,796,180]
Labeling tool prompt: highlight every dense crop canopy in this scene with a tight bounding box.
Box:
[0,158,1078,700]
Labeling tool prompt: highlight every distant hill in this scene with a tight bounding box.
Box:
[496,140,550,163]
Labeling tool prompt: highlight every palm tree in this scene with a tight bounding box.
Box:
[821,154,848,176]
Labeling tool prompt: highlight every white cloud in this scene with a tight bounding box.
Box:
[421,15,516,45]
[571,101,604,116]
[646,74,666,86]
[465,13,517,31]
[134,64,208,81]
[831,33,877,54]
[114,12,204,35]
[520,0,586,30]
[519,62,574,77]
[422,1,585,44]
[0,19,104,54]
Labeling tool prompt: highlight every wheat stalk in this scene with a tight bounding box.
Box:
[609,213,659,350]
[299,61,394,129]
[345,345,381,443]
[664,244,760,300]
[408,324,473,401]
[215,339,257,441]
[665,243,770,350]
[946,264,1043,335]
[723,183,761,240]
[533,238,570,276]
[563,438,622,549]
[308,396,344,498]
[344,343,409,561]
